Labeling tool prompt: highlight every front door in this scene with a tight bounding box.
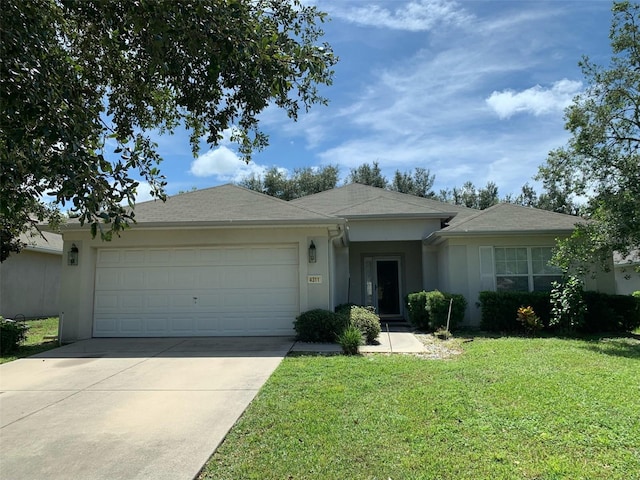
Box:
[363,256,402,317]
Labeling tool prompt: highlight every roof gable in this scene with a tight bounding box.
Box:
[290,183,469,219]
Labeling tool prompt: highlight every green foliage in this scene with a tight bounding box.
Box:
[238,165,339,200]
[1,0,336,261]
[405,290,467,331]
[582,291,640,333]
[405,292,429,330]
[550,276,587,332]
[389,167,436,198]
[294,309,346,343]
[537,1,640,273]
[0,318,28,354]
[340,306,381,344]
[426,291,467,331]
[479,291,552,332]
[437,181,499,210]
[516,306,543,336]
[337,324,363,355]
[480,287,638,334]
[347,161,387,188]
[632,291,640,299]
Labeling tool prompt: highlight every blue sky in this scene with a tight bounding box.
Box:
[138,0,614,201]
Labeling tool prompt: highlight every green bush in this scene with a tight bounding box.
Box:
[337,324,363,355]
[479,289,640,334]
[550,276,587,332]
[342,306,381,344]
[405,292,429,330]
[405,290,467,332]
[0,317,28,354]
[478,291,552,332]
[582,291,640,333]
[294,309,346,342]
[426,291,467,331]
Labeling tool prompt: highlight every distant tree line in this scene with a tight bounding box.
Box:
[237,160,578,214]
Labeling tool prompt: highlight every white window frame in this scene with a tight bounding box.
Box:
[480,246,562,292]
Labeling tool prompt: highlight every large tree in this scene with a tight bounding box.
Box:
[347,161,388,188]
[238,165,339,200]
[389,167,436,198]
[0,0,336,261]
[537,1,640,272]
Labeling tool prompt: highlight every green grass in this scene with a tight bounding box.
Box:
[0,317,59,364]
[200,335,640,480]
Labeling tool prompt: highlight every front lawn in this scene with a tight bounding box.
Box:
[200,335,640,480]
[0,317,59,364]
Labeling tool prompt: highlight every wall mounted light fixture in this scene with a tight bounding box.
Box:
[308,241,317,263]
[68,243,79,266]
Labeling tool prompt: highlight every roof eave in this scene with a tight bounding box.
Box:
[340,213,456,220]
[425,228,574,244]
[60,218,345,231]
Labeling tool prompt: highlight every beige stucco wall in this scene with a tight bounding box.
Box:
[436,235,617,326]
[614,265,640,295]
[0,250,61,319]
[347,241,423,316]
[59,225,337,341]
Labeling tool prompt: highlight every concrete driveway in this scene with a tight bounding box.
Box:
[0,337,294,480]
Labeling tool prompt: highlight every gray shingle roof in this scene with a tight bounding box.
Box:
[290,183,467,219]
[128,184,337,225]
[437,202,584,235]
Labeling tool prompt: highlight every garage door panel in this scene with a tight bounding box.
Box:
[94,245,299,337]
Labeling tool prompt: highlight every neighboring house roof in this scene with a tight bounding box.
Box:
[426,202,584,242]
[62,184,340,230]
[19,230,63,255]
[290,183,467,219]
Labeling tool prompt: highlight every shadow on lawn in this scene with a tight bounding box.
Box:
[578,335,640,359]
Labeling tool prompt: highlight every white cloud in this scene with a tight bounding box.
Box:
[189,145,270,183]
[331,0,473,31]
[190,146,241,177]
[486,79,582,119]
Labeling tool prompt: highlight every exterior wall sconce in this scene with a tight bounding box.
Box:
[308,241,317,263]
[68,243,79,266]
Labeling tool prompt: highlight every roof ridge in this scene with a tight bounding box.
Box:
[233,184,339,219]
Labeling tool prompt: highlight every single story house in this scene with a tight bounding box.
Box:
[0,231,63,319]
[56,183,615,341]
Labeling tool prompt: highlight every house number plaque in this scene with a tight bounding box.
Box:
[307,275,322,284]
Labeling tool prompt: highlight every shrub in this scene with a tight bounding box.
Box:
[337,324,363,355]
[480,287,639,334]
[550,276,587,332]
[344,306,381,344]
[479,291,552,332]
[426,291,467,331]
[405,292,429,330]
[517,306,543,336]
[294,309,346,342]
[406,290,467,332]
[582,291,640,333]
[0,317,28,354]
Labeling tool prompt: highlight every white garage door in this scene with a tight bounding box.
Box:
[93,245,299,337]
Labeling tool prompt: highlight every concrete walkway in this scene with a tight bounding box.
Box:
[0,337,294,480]
[291,330,427,354]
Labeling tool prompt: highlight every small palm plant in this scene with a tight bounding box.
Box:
[337,324,363,355]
